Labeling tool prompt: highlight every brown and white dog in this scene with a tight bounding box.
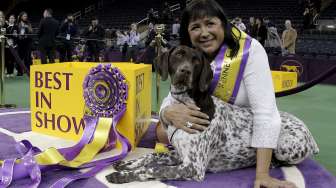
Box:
[105,46,319,184]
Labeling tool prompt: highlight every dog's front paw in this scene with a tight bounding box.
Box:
[113,161,128,171]
[106,171,132,184]
[113,160,139,171]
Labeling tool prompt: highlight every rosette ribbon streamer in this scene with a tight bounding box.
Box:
[0,64,131,187]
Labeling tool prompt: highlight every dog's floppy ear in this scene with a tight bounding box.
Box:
[198,53,213,92]
[154,47,175,81]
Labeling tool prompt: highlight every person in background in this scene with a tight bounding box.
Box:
[59,13,78,62]
[0,11,5,27]
[172,17,181,39]
[256,17,268,46]
[282,20,297,56]
[83,17,105,62]
[303,8,313,29]
[147,8,157,24]
[233,17,246,32]
[0,11,7,74]
[263,18,282,54]
[247,16,258,38]
[126,23,140,62]
[5,15,19,77]
[161,1,171,24]
[144,23,157,71]
[115,30,128,61]
[17,11,33,74]
[0,11,5,41]
[72,39,86,61]
[38,8,59,64]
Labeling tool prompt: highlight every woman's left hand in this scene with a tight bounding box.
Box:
[254,173,297,188]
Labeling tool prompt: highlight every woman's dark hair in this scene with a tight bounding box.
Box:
[8,14,16,19]
[179,0,241,58]
[17,11,30,24]
[256,17,264,25]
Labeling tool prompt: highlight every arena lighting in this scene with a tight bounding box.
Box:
[326,25,335,29]
[318,19,336,31]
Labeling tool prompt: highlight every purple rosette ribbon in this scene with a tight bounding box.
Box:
[83,63,128,118]
[82,64,128,150]
[50,64,131,188]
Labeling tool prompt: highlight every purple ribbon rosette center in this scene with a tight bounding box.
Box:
[83,64,128,118]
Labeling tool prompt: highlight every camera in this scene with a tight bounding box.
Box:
[0,28,6,35]
[154,24,165,34]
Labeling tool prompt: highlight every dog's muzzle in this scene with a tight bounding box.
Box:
[174,64,193,88]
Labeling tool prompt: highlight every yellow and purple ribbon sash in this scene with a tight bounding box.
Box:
[209,31,252,104]
[0,64,131,188]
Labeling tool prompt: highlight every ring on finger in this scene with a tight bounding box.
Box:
[186,121,193,128]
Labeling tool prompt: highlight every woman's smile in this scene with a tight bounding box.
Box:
[188,17,224,57]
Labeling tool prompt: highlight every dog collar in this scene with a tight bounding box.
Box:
[170,89,188,95]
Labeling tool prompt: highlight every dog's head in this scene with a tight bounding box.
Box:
[155,46,213,92]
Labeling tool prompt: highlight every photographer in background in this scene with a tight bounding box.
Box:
[145,24,170,71]
[59,14,78,62]
[82,17,105,62]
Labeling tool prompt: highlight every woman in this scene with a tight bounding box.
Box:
[116,30,129,61]
[17,11,33,75]
[5,15,19,77]
[126,23,140,62]
[256,17,268,47]
[157,0,317,187]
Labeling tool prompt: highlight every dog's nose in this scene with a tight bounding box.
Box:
[177,65,192,75]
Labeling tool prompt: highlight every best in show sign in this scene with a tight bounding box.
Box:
[30,62,152,149]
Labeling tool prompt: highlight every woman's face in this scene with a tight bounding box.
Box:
[22,14,28,21]
[188,16,224,58]
[256,19,261,25]
[9,16,15,24]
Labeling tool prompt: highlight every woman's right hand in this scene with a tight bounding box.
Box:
[163,103,211,134]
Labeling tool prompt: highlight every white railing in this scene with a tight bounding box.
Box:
[73,11,82,20]
[85,5,96,15]
[170,3,180,12]
[72,0,106,22]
